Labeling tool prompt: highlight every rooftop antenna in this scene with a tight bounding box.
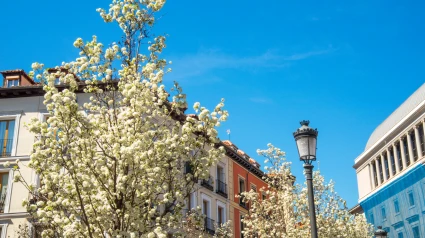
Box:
[226,129,231,141]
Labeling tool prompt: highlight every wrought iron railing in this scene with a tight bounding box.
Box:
[184,162,193,175]
[0,139,13,157]
[239,194,248,209]
[204,217,215,235]
[201,176,214,191]
[0,192,7,213]
[216,179,227,198]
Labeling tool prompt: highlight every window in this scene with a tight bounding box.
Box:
[408,191,415,207]
[0,172,9,213]
[394,199,400,213]
[383,154,389,179]
[6,79,19,87]
[217,166,225,182]
[239,178,245,193]
[217,206,224,225]
[0,120,15,157]
[412,226,421,238]
[410,131,418,161]
[202,200,209,217]
[398,232,404,238]
[369,213,374,225]
[403,137,410,167]
[381,206,386,220]
[216,165,227,197]
[240,215,245,238]
[262,193,267,200]
[396,142,403,171]
[239,178,246,208]
[55,78,61,85]
[251,184,257,192]
[389,148,396,175]
[372,162,378,186]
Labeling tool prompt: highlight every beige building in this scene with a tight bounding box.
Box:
[0,69,266,237]
[0,69,94,237]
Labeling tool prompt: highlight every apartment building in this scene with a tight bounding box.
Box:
[353,83,425,238]
[0,69,268,237]
[221,140,267,238]
[0,69,95,237]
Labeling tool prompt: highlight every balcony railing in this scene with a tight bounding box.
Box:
[204,217,215,235]
[216,179,227,198]
[239,194,248,209]
[0,139,13,157]
[0,192,7,213]
[201,176,214,191]
[184,162,193,175]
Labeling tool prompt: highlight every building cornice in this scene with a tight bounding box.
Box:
[353,102,425,169]
[219,142,265,180]
[0,81,119,99]
[0,212,30,220]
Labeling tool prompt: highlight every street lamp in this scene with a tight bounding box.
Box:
[293,120,318,238]
[374,226,388,238]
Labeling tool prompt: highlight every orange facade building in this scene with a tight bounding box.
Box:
[221,140,268,238]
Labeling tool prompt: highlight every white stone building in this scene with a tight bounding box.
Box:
[353,83,425,238]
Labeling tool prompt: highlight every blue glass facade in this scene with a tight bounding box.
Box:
[360,164,425,238]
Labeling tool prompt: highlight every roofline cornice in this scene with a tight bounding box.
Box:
[354,101,425,169]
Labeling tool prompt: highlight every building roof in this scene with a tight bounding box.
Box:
[1,69,36,85]
[365,83,425,151]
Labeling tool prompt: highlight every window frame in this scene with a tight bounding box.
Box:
[0,168,14,214]
[0,113,21,157]
[381,205,386,221]
[0,222,9,238]
[6,79,19,88]
[250,183,257,193]
[408,190,415,207]
[412,225,420,238]
[216,163,226,183]
[201,193,211,218]
[216,200,226,225]
[238,176,246,194]
[369,212,374,225]
[240,214,245,238]
[394,198,400,214]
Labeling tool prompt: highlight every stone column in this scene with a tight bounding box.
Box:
[400,138,408,169]
[414,126,422,160]
[422,120,425,153]
[376,157,382,185]
[406,132,415,165]
[393,143,401,173]
[387,149,393,177]
[380,155,387,182]
[369,162,376,189]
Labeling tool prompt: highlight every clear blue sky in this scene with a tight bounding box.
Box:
[1,0,425,207]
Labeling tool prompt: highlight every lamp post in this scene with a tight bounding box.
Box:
[374,226,388,238]
[293,120,318,238]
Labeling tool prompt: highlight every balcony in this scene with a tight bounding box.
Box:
[216,179,227,198]
[201,176,214,191]
[239,194,248,209]
[0,192,6,213]
[0,139,12,157]
[204,217,215,235]
[184,162,193,175]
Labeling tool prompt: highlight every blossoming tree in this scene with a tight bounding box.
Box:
[14,0,230,237]
[240,144,373,238]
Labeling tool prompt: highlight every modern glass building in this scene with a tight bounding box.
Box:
[353,83,425,238]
